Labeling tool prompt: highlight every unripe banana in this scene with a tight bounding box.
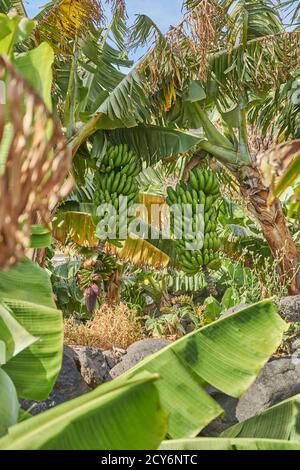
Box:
[167,187,177,204]
[189,170,198,191]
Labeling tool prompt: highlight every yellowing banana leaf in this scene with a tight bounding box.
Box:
[119,300,287,439]
[54,210,170,268]
[53,211,98,247]
[138,192,166,230]
[0,372,167,450]
[34,0,102,58]
[0,259,63,400]
[160,438,300,450]
[110,236,170,269]
[222,393,300,441]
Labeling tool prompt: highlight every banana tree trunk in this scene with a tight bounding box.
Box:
[238,166,300,295]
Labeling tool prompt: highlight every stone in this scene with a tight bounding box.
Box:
[202,356,300,434]
[20,345,91,415]
[103,349,118,369]
[236,357,300,422]
[110,338,171,378]
[200,386,238,436]
[221,304,248,317]
[276,296,300,323]
[75,347,109,388]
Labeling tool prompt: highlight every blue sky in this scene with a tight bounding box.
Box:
[25,0,183,32]
[24,0,184,61]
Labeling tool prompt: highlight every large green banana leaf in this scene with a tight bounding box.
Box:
[0,369,19,437]
[0,372,167,450]
[0,14,35,55]
[0,259,63,400]
[160,438,300,450]
[222,393,300,441]
[109,125,203,165]
[0,301,37,364]
[120,300,287,439]
[13,42,54,110]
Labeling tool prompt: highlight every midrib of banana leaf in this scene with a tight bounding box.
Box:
[119,300,287,438]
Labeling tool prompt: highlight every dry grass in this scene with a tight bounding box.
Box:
[64,302,144,350]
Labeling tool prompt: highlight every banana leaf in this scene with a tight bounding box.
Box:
[109,125,203,165]
[120,300,287,438]
[0,369,19,438]
[14,42,54,110]
[0,372,167,450]
[0,259,63,400]
[160,438,300,450]
[30,224,52,249]
[0,301,37,365]
[53,211,98,247]
[161,393,300,449]
[222,393,300,441]
[272,149,300,203]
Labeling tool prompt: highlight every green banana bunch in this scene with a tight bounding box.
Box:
[93,144,141,239]
[166,167,223,275]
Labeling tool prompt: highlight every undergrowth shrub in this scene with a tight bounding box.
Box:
[64,302,144,350]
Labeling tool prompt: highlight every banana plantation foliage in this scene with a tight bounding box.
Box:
[1,0,300,453]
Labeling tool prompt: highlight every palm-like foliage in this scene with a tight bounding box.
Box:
[3,1,300,288]
[0,0,27,15]
[125,0,300,292]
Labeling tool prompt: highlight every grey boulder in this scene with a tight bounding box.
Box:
[200,387,238,437]
[110,338,171,378]
[202,356,300,435]
[276,296,300,323]
[221,304,248,317]
[75,347,111,387]
[236,357,300,422]
[21,345,91,415]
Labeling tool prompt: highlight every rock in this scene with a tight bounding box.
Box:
[276,296,300,322]
[236,357,300,422]
[221,304,247,317]
[103,350,118,369]
[200,386,238,437]
[21,345,91,415]
[202,356,300,434]
[110,338,171,378]
[75,347,109,388]
[54,346,91,398]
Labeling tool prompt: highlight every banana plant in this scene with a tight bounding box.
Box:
[126,0,300,294]
[5,2,300,294]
